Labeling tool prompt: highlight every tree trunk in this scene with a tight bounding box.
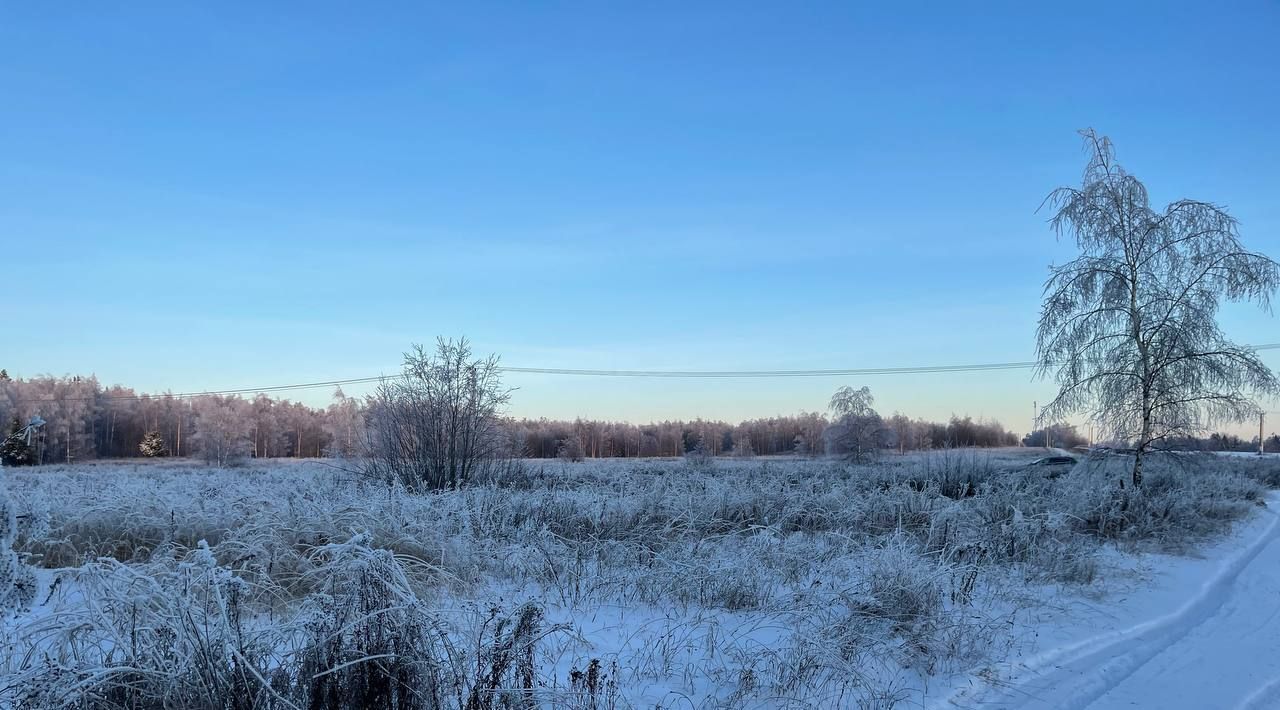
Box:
[1133,400,1151,488]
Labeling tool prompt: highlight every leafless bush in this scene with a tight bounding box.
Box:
[557,435,585,463]
[364,338,516,491]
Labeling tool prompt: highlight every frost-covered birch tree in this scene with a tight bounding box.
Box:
[191,396,252,466]
[826,386,887,461]
[1036,130,1279,487]
[323,387,363,458]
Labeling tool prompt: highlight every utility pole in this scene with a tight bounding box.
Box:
[1261,412,1266,456]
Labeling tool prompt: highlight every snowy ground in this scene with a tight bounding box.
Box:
[936,491,1280,709]
[2,451,1278,708]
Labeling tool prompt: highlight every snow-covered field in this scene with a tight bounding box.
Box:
[940,488,1280,709]
[2,450,1278,709]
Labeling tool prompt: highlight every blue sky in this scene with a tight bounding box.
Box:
[2,2,1277,432]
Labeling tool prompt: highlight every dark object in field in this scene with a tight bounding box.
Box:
[1084,446,1135,456]
[1026,456,1077,479]
[1027,456,1077,469]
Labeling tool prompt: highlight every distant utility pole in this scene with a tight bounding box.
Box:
[1033,400,1053,449]
[1033,401,1038,445]
[1262,412,1266,456]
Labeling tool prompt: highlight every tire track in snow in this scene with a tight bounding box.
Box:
[934,494,1280,710]
[1238,675,1280,710]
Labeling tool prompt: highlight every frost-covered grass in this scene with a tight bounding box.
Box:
[2,450,1277,708]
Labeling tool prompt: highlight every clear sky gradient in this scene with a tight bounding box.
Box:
[2,2,1277,433]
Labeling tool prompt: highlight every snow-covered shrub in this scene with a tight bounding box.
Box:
[11,544,279,709]
[776,533,998,700]
[0,471,36,616]
[850,536,1001,674]
[639,535,778,611]
[854,535,944,632]
[5,533,566,710]
[914,449,999,499]
[1061,455,1263,548]
[953,469,1099,583]
[295,536,461,709]
[1229,454,1280,487]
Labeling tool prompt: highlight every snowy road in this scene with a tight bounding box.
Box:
[943,494,1280,710]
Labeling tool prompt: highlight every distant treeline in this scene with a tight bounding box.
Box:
[510,413,1023,459]
[1159,432,1280,453]
[0,372,361,465]
[16,370,1269,465]
[1020,421,1280,453]
[0,371,1041,465]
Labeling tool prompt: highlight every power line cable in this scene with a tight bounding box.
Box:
[503,341,1280,378]
[8,343,1280,403]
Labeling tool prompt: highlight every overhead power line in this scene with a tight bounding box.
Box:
[500,361,1042,378]
[9,343,1280,403]
[503,341,1280,378]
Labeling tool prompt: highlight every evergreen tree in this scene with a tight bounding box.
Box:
[684,436,713,469]
[0,419,35,467]
[793,433,810,457]
[139,430,168,457]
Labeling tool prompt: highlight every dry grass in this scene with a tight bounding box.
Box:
[3,450,1275,708]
